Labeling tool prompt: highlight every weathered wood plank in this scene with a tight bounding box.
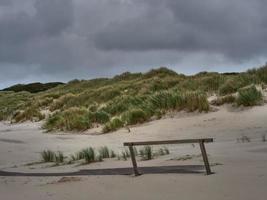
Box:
[199,141,212,175]
[128,145,140,176]
[124,138,214,176]
[124,138,213,146]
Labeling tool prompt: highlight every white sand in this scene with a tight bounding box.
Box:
[0,105,267,200]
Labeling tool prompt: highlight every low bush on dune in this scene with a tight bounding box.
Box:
[121,109,148,125]
[101,95,144,115]
[88,110,110,124]
[12,106,45,122]
[59,107,91,131]
[183,91,209,112]
[218,74,260,96]
[0,91,32,121]
[146,90,209,112]
[236,85,263,106]
[42,113,63,131]
[147,91,182,111]
[36,97,54,108]
[49,93,76,111]
[44,108,110,132]
[43,107,91,131]
[102,117,124,133]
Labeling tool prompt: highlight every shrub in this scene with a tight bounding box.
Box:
[49,93,76,111]
[122,109,148,125]
[102,117,124,133]
[42,113,63,131]
[44,107,91,131]
[88,111,110,124]
[219,79,239,95]
[36,97,54,108]
[13,106,45,122]
[147,91,183,110]
[236,85,263,106]
[183,91,209,112]
[41,150,55,162]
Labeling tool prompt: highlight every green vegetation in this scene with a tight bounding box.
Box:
[1,65,267,132]
[98,146,115,158]
[103,117,124,133]
[13,106,45,122]
[43,107,91,131]
[0,91,32,121]
[2,82,63,93]
[41,150,56,162]
[139,146,153,160]
[40,145,170,166]
[236,85,263,106]
[41,150,65,163]
[122,109,148,125]
[82,148,96,163]
[54,151,64,163]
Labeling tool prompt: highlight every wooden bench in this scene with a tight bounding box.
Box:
[123,138,213,176]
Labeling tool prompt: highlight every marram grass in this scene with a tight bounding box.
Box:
[1,65,267,132]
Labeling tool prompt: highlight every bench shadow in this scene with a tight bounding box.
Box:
[0,165,206,177]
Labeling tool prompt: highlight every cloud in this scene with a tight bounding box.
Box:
[94,0,267,61]
[0,0,267,88]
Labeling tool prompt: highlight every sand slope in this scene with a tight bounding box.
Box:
[0,105,267,200]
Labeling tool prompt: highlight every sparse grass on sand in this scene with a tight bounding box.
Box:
[41,150,56,162]
[39,145,170,166]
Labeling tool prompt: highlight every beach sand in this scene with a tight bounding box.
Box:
[0,105,267,200]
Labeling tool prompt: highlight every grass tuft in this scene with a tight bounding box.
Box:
[102,117,124,133]
[139,146,153,160]
[54,151,64,163]
[82,147,96,163]
[98,146,110,158]
[122,109,148,125]
[41,150,55,162]
[236,85,263,106]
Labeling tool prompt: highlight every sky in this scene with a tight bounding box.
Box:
[0,0,267,89]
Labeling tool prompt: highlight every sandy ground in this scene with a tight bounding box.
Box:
[0,105,267,200]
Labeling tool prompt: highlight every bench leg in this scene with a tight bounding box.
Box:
[128,145,140,176]
[199,141,212,175]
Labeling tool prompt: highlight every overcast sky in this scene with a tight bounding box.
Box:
[0,0,267,89]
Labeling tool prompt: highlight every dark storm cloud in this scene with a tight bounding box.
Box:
[94,0,267,60]
[0,0,73,62]
[0,0,267,88]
